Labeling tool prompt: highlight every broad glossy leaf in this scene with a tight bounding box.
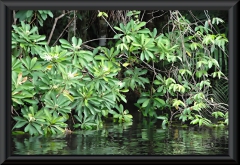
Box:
[154,98,165,105]
[28,124,37,135]
[157,116,167,120]
[142,99,150,108]
[15,10,29,21]
[12,98,24,105]
[140,52,145,61]
[137,97,148,104]
[138,28,150,34]
[153,80,161,85]
[13,121,28,129]
[117,94,127,103]
[31,123,43,135]
[73,123,81,128]
[24,123,30,133]
[44,108,52,121]
[72,36,78,46]
[23,99,39,105]
[59,39,71,46]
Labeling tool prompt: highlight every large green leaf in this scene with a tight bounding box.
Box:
[142,99,150,108]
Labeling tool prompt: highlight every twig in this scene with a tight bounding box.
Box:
[73,10,76,37]
[81,37,117,45]
[140,10,145,22]
[170,110,180,124]
[147,10,161,15]
[150,60,156,97]
[98,10,118,35]
[52,17,74,46]
[30,12,37,25]
[70,112,75,125]
[82,44,95,50]
[13,10,17,25]
[146,11,168,25]
[48,10,72,45]
[11,105,19,116]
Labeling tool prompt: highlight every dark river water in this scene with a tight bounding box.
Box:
[11,118,228,155]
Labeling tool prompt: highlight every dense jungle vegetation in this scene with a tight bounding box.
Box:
[11,10,229,135]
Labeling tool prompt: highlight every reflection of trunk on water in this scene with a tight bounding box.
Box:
[65,133,78,150]
[107,132,114,141]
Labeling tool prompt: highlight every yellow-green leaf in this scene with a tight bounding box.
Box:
[63,92,74,102]
[122,63,130,67]
[97,12,103,17]
[199,119,203,126]
[186,51,191,57]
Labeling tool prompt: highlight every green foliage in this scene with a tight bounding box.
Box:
[11,21,130,134]
[190,115,212,127]
[12,105,68,135]
[12,71,37,106]
[42,109,68,134]
[15,10,53,26]
[212,111,224,119]
[12,105,45,135]
[114,11,228,127]
[12,21,47,55]
[136,91,166,117]
[156,115,169,129]
[44,91,72,115]
[11,10,228,136]
[109,104,133,123]
[73,115,97,130]
[123,67,149,90]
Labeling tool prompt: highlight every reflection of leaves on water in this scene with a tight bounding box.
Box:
[12,123,228,155]
[73,130,97,136]
[13,134,68,155]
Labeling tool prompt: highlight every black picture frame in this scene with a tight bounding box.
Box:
[0,0,238,164]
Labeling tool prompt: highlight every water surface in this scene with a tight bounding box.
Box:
[12,120,228,155]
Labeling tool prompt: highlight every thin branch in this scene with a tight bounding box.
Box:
[147,10,161,15]
[29,12,37,25]
[52,17,74,46]
[140,10,145,22]
[70,112,75,125]
[82,44,95,50]
[13,10,17,25]
[73,10,76,37]
[146,11,168,25]
[11,105,19,116]
[98,10,118,35]
[150,60,156,97]
[81,37,117,45]
[47,10,72,45]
